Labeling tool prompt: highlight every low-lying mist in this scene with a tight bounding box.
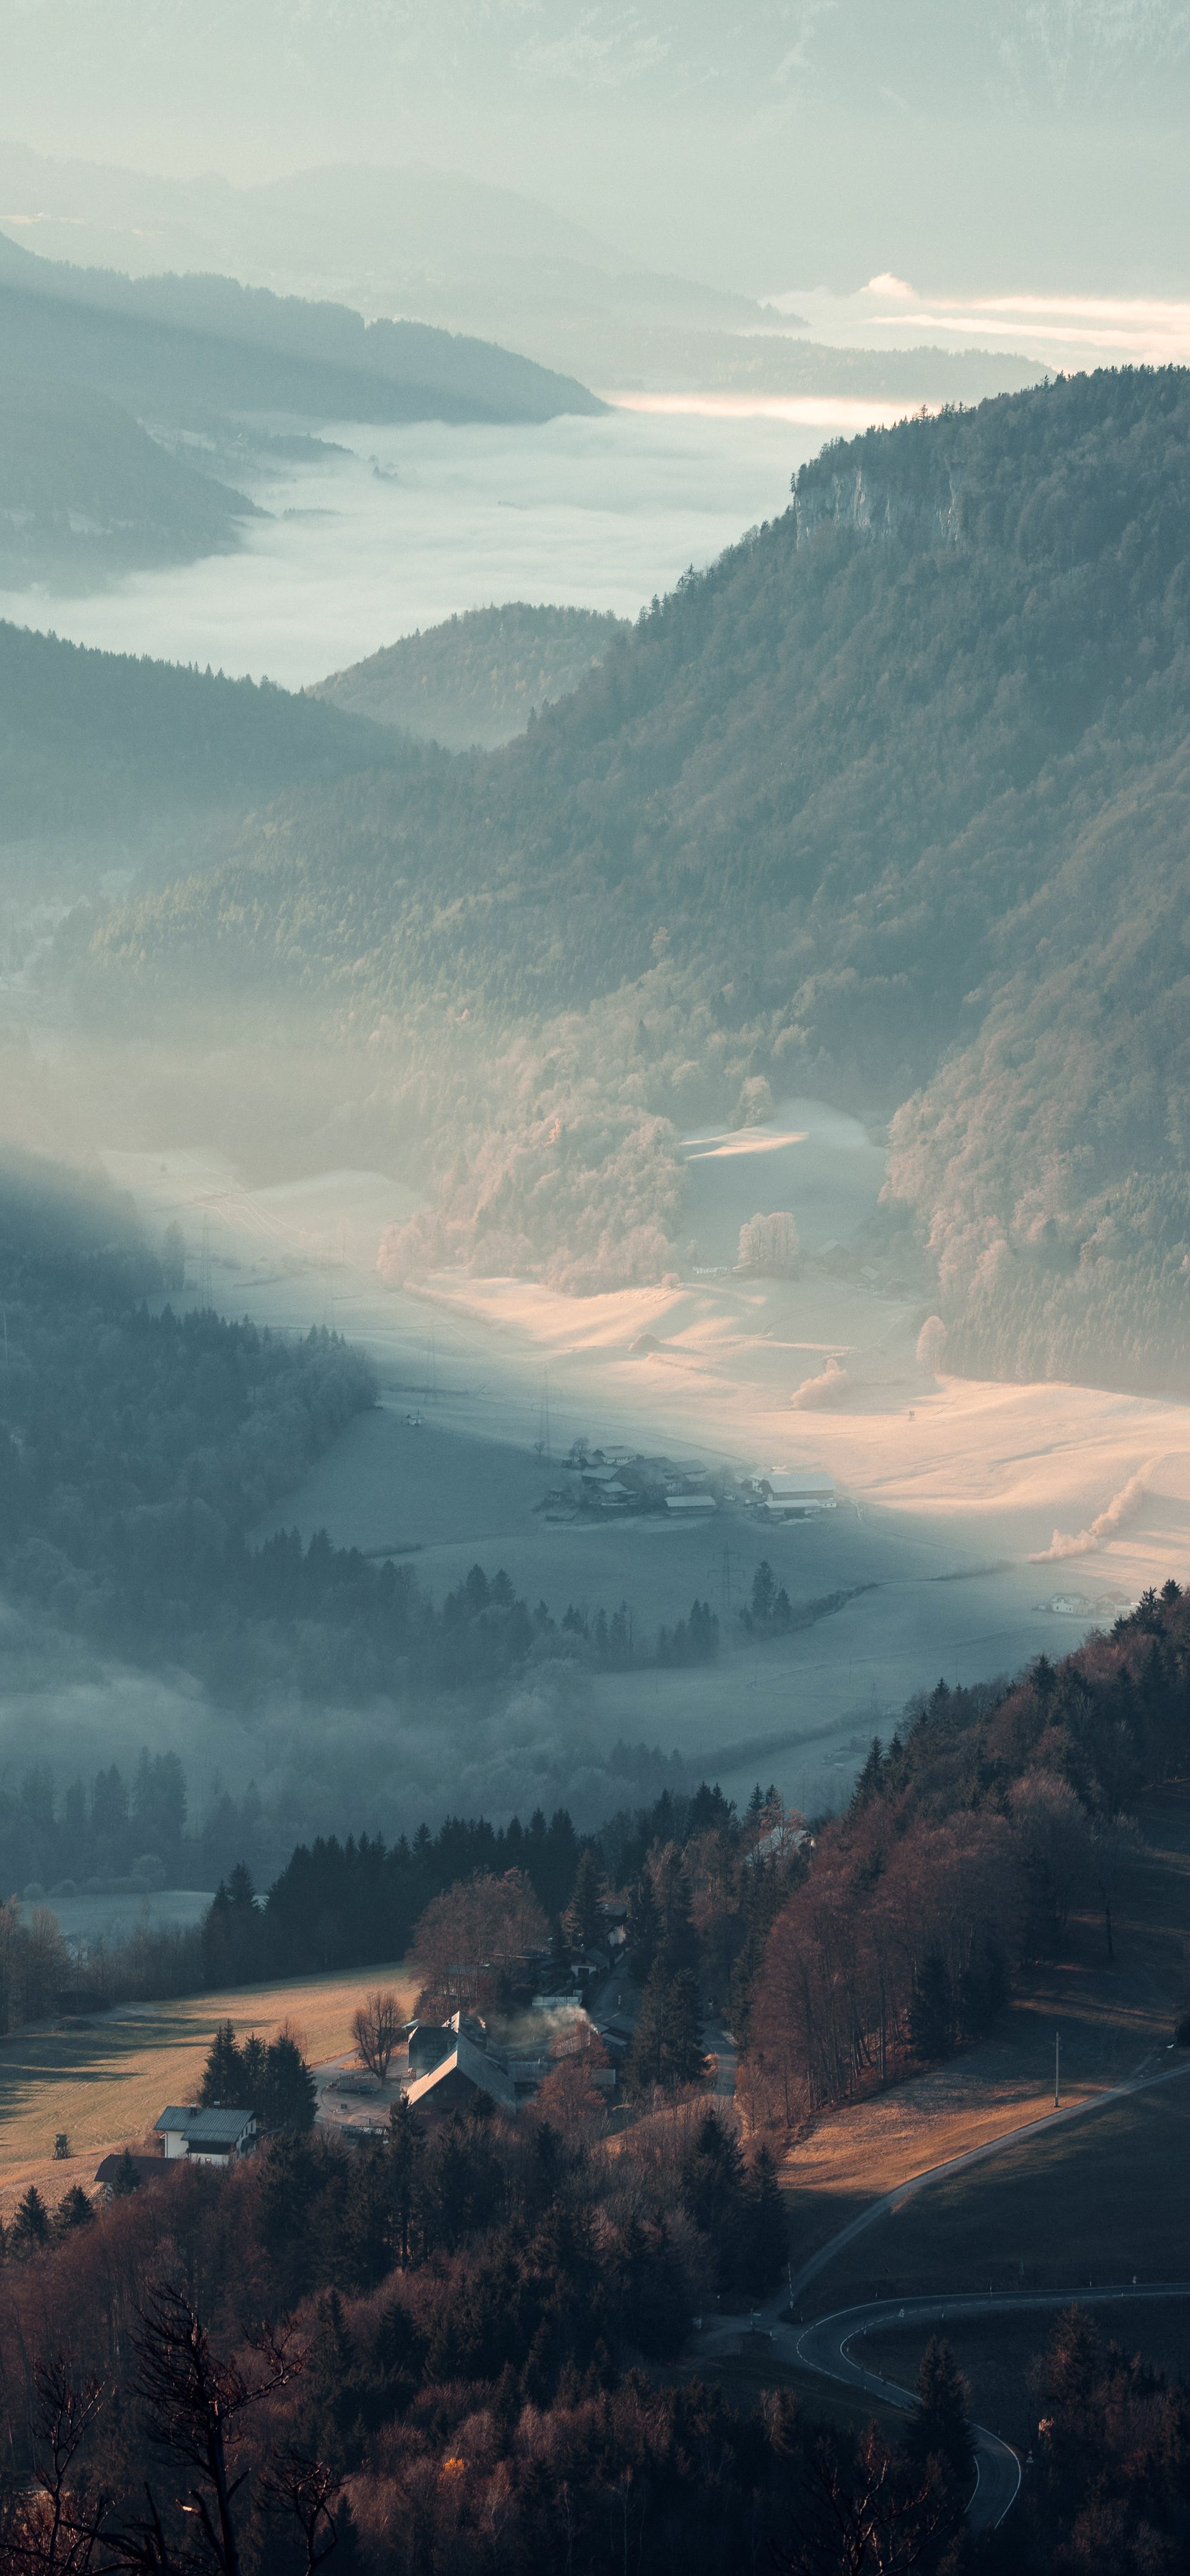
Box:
[0,410,816,687]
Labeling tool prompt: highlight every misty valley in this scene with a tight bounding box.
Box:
[4,106,1190,2576]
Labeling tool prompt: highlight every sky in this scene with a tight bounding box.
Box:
[4,1,1189,294]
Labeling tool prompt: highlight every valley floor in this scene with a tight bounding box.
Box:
[101,1141,1190,1816]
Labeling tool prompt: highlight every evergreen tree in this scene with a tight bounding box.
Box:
[563,1846,605,1952]
[11,2185,50,2250]
[958,1935,1008,2037]
[262,2031,318,2133]
[850,1738,886,1813]
[386,2097,423,2267]
[627,1869,659,1981]
[909,1952,954,2061]
[111,2151,142,2199]
[301,2290,361,2472]
[626,1960,707,2093]
[200,2018,246,2106]
[611,2216,690,2359]
[240,2032,269,2110]
[748,1563,777,1627]
[654,1849,697,1973]
[740,2145,788,2295]
[903,2337,975,2488]
[53,2184,95,2237]
[680,2112,746,2285]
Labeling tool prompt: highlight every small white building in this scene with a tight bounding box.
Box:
[664,1491,717,1513]
[756,1468,836,1516]
[154,2106,256,2164]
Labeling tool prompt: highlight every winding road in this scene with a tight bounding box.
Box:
[703,2043,1190,2526]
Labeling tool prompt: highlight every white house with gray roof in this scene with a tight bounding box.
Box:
[154,2106,257,2164]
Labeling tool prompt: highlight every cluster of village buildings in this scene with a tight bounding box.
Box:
[543,1445,836,1521]
[119,1908,631,2186]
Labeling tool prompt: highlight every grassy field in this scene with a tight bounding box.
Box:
[0,1961,415,2220]
[797,2072,1190,2311]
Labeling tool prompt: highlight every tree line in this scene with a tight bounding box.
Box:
[748,1581,1189,2121]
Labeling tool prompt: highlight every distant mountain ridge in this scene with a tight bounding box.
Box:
[0,223,601,584]
[0,377,256,586]
[0,147,1047,405]
[0,228,603,429]
[65,367,1190,1392]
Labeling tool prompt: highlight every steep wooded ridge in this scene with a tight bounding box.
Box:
[0,229,603,427]
[0,379,256,585]
[80,369,1190,1389]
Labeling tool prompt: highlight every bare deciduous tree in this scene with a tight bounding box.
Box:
[258,2453,342,2576]
[125,2287,302,2576]
[0,2358,109,2576]
[776,2424,951,2575]
[351,1990,402,2084]
[410,1869,548,2018]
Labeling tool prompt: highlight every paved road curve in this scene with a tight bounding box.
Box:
[699,2045,1190,2527]
[789,2048,1190,2308]
[796,2284,1190,2530]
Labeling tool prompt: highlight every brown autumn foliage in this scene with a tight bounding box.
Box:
[748,1582,1190,2127]
[409,1869,549,2018]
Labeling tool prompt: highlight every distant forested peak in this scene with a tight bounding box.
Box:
[312,600,631,748]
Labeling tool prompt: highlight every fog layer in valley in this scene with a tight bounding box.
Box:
[0,407,871,684]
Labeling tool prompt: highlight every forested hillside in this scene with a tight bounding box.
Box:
[76,369,1190,1388]
[0,620,405,841]
[0,378,255,584]
[313,603,630,749]
[0,230,599,581]
[0,229,602,429]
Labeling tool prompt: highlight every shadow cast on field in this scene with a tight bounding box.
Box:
[0,2006,216,2127]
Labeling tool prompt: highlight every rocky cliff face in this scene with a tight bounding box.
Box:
[792,451,968,551]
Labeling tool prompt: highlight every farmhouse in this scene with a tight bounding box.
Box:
[755,1467,836,1516]
[153,2105,256,2164]
[405,2018,517,2117]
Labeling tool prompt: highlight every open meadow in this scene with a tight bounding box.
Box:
[0,1960,415,2221]
[100,1118,1190,1824]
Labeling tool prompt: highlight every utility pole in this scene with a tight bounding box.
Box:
[1055,2029,1061,2109]
[719,1544,736,1619]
